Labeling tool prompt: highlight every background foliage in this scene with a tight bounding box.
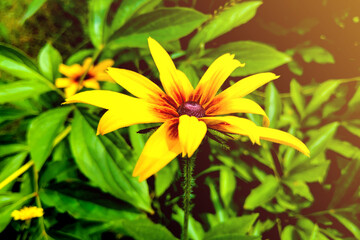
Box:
[1,0,360,239]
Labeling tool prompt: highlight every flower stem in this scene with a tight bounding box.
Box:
[182,154,196,240]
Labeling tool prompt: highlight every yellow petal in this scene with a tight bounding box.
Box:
[258,127,310,157]
[94,72,114,82]
[133,120,181,181]
[82,57,93,70]
[83,79,100,89]
[55,78,71,88]
[217,72,279,100]
[107,67,165,101]
[202,116,260,144]
[65,90,145,109]
[192,54,244,107]
[206,98,270,127]
[59,64,83,78]
[97,104,164,135]
[178,115,207,158]
[64,82,79,98]
[148,37,192,105]
[92,59,114,73]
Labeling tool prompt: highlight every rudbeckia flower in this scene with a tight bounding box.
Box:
[11,206,44,221]
[55,57,114,98]
[65,37,309,182]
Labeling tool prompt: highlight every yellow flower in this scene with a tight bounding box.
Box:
[55,57,114,98]
[11,206,44,221]
[65,37,310,182]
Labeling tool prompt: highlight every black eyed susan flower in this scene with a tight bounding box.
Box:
[11,206,44,221]
[65,37,310,182]
[55,57,114,98]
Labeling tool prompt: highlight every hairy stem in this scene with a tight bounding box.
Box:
[182,154,196,240]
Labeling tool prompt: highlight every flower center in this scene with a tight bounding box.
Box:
[177,101,205,118]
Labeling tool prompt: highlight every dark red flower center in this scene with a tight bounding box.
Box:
[177,101,205,118]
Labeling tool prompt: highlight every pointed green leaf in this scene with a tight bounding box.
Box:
[40,183,141,221]
[20,0,47,24]
[298,46,335,64]
[203,41,291,76]
[108,8,208,49]
[204,214,259,239]
[0,144,28,158]
[0,80,50,104]
[188,1,262,50]
[0,44,45,81]
[109,0,155,34]
[305,80,340,115]
[38,43,62,81]
[290,79,305,117]
[265,82,282,128]
[28,107,72,171]
[220,166,236,208]
[69,110,152,212]
[244,175,279,210]
[330,213,360,239]
[120,219,177,240]
[88,0,113,48]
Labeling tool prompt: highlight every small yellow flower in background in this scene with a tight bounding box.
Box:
[11,206,44,221]
[55,58,114,98]
[65,37,310,182]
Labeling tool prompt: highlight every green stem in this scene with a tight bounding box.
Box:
[32,165,48,240]
[182,154,196,240]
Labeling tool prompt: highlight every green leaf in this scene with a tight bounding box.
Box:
[27,107,72,171]
[109,0,154,34]
[108,7,208,49]
[281,225,301,240]
[69,110,152,212]
[204,214,259,240]
[0,80,50,104]
[283,180,313,201]
[172,205,204,240]
[244,175,279,210]
[188,1,262,50]
[219,166,236,208]
[0,106,36,124]
[0,144,28,158]
[0,152,28,192]
[155,160,178,197]
[203,41,291,76]
[40,183,141,222]
[288,161,330,183]
[38,43,62,81]
[342,123,360,139]
[88,0,113,48]
[298,46,335,64]
[265,82,281,128]
[290,79,305,117]
[328,139,360,160]
[20,0,47,24]
[288,60,303,76]
[128,124,146,158]
[348,86,360,113]
[204,235,260,240]
[0,44,45,81]
[305,80,340,115]
[329,156,360,207]
[206,177,227,222]
[330,213,360,239]
[291,122,339,169]
[120,219,177,240]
